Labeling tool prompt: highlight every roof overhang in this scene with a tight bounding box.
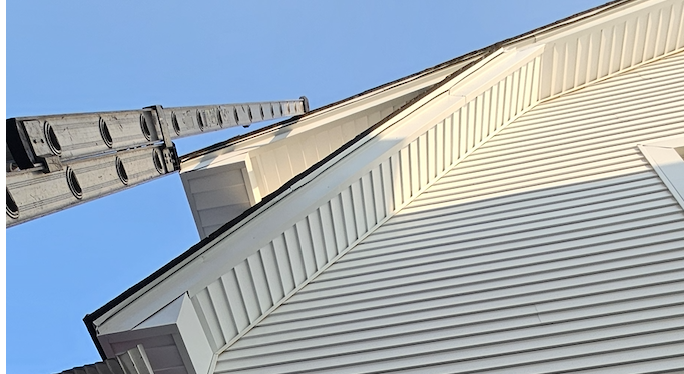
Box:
[84,1,684,373]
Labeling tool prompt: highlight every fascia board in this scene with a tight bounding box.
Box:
[94,45,541,337]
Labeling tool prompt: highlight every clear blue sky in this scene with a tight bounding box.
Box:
[6,1,607,372]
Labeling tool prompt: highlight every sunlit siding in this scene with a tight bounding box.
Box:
[187,52,542,356]
[539,0,684,99]
[215,51,684,373]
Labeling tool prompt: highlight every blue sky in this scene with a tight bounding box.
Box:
[6,1,608,372]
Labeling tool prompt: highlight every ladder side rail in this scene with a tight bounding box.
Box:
[161,98,308,139]
[6,144,174,227]
[5,97,309,226]
[6,98,308,170]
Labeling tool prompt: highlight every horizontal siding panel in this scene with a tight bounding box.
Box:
[370,179,667,240]
[395,171,661,222]
[489,95,684,144]
[262,254,684,330]
[347,199,678,261]
[240,284,684,346]
[290,240,684,312]
[271,251,684,320]
[305,221,681,295]
[221,308,684,370]
[413,162,654,209]
[218,324,684,373]
[519,76,683,121]
[459,125,682,172]
[242,285,684,358]
[328,221,684,281]
[475,112,682,159]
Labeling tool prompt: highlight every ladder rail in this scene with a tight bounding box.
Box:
[6,97,309,227]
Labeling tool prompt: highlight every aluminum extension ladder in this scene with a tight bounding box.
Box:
[6,97,309,227]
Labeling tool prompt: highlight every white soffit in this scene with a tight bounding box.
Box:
[179,59,472,173]
[639,135,684,208]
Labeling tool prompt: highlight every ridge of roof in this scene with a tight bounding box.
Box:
[84,0,639,360]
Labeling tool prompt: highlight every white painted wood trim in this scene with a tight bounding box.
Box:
[639,135,684,209]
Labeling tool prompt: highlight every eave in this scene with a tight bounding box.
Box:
[83,1,684,373]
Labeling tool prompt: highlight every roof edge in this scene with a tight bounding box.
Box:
[179,0,633,164]
[85,0,640,360]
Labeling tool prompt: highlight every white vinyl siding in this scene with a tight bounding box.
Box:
[215,51,684,374]
[186,52,543,357]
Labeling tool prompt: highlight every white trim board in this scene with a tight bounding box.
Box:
[639,134,684,209]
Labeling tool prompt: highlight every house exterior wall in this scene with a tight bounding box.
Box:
[214,51,684,373]
[89,4,684,374]
[93,47,542,370]
[182,49,544,360]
